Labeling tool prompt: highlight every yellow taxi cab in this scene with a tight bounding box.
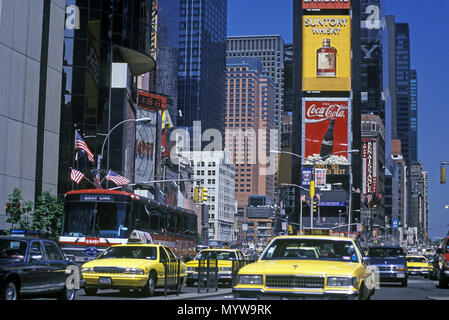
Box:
[406,255,430,278]
[232,235,376,300]
[81,239,186,296]
[186,249,246,287]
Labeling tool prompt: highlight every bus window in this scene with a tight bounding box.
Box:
[150,210,160,231]
[168,213,177,233]
[135,204,150,232]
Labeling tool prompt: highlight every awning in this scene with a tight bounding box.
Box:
[115,46,156,76]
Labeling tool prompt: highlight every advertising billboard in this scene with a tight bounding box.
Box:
[302,98,351,165]
[302,15,351,91]
[362,138,378,195]
[302,0,351,10]
[135,107,158,184]
[137,90,167,111]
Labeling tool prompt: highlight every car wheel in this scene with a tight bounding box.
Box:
[143,274,156,297]
[58,285,76,301]
[1,280,18,300]
[401,278,408,287]
[438,274,448,288]
[84,288,97,296]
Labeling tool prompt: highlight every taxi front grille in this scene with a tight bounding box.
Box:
[378,266,397,271]
[408,266,426,270]
[93,267,126,274]
[265,275,325,289]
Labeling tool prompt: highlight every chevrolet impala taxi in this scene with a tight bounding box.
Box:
[233,235,376,300]
[186,249,246,287]
[81,244,186,297]
[406,255,430,278]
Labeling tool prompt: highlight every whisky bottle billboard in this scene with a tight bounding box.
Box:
[317,39,337,77]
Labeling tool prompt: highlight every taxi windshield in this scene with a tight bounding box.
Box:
[99,246,157,260]
[407,257,427,263]
[195,250,237,260]
[0,239,27,261]
[261,238,359,263]
[368,248,405,258]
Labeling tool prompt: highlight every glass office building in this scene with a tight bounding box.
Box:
[58,0,155,195]
[177,0,227,137]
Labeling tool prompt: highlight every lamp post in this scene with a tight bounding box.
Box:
[280,183,309,233]
[271,149,358,229]
[96,117,152,175]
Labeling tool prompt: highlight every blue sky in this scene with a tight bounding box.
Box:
[227,0,449,239]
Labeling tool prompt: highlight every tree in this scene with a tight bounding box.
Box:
[32,191,64,240]
[5,188,33,230]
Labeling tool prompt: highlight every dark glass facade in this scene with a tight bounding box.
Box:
[409,69,418,163]
[395,23,411,164]
[58,0,154,195]
[177,0,227,136]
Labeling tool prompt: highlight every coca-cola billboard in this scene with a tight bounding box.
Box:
[362,138,378,195]
[302,98,351,165]
[302,0,351,10]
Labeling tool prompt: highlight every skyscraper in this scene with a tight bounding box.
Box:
[409,69,418,163]
[177,0,227,137]
[58,0,155,195]
[225,57,275,217]
[0,0,65,230]
[226,35,285,133]
[394,23,412,164]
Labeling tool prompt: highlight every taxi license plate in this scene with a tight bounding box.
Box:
[99,277,112,285]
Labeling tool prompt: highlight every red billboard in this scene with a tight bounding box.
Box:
[137,90,167,111]
[302,0,351,10]
[302,98,350,164]
[362,138,378,194]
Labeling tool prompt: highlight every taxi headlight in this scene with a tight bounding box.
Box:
[82,267,94,274]
[220,267,232,272]
[327,277,356,288]
[124,268,144,275]
[238,275,263,285]
[187,267,195,272]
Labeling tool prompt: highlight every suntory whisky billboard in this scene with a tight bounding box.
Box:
[302,0,351,10]
[302,15,351,91]
[302,98,351,165]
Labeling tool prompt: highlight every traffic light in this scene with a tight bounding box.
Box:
[201,188,208,202]
[441,166,446,184]
[193,187,201,203]
[313,200,318,213]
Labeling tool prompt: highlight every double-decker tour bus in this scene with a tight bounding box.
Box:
[59,189,198,263]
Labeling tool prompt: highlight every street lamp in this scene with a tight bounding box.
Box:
[96,117,152,175]
[280,183,309,233]
[271,149,359,229]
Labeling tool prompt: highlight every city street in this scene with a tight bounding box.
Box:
[24,277,449,301]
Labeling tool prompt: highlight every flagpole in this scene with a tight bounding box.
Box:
[72,129,77,190]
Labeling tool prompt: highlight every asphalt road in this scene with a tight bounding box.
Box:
[24,276,449,300]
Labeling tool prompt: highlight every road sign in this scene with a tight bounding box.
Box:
[392,219,399,229]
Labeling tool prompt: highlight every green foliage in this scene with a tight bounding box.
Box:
[4,189,64,240]
[32,191,64,240]
[5,188,33,230]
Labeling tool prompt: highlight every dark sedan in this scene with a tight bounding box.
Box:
[0,236,78,300]
[368,246,408,287]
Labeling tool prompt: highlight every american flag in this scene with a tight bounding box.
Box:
[105,170,130,186]
[93,169,102,189]
[71,169,85,184]
[75,131,95,162]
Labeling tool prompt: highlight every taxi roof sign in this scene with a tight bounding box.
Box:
[303,228,331,236]
[127,230,154,244]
